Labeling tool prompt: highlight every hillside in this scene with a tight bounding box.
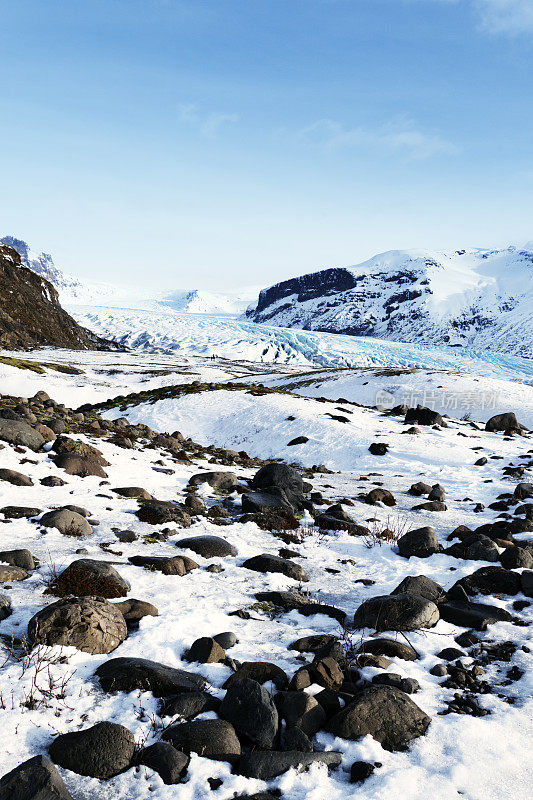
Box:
[247,247,533,358]
[0,244,116,350]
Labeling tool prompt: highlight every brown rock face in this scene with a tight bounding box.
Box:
[27,596,127,654]
[0,244,115,350]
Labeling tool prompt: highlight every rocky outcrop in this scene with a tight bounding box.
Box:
[0,244,115,350]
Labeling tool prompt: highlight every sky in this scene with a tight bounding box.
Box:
[0,0,532,291]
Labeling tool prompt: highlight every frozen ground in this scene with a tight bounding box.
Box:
[0,353,532,800]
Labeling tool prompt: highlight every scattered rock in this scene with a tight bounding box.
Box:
[175,535,237,558]
[138,742,188,784]
[96,657,207,696]
[28,597,127,654]
[242,553,308,582]
[188,471,239,492]
[237,750,341,780]
[39,508,93,537]
[49,721,135,779]
[0,468,33,486]
[47,559,130,598]
[0,755,74,800]
[161,719,241,763]
[354,593,439,631]
[220,678,279,749]
[398,526,439,558]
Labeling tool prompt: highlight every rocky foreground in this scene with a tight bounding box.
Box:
[0,386,531,800]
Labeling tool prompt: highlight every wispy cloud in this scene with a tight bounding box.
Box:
[296,117,458,160]
[177,104,239,138]
[473,0,533,35]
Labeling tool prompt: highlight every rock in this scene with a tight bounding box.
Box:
[474,456,488,466]
[350,760,376,784]
[96,657,207,696]
[188,471,238,492]
[136,500,191,526]
[485,412,524,433]
[28,597,127,654]
[371,673,419,693]
[0,564,27,581]
[0,594,12,620]
[115,529,137,543]
[161,691,221,720]
[237,751,341,780]
[47,559,129,598]
[0,419,45,450]
[287,436,309,446]
[500,546,533,569]
[40,475,66,487]
[251,463,306,507]
[391,575,445,603]
[0,467,33,486]
[161,719,241,762]
[439,600,513,630]
[52,436,108,465]
[112,486,152,499]
[128,555,198,575]
[412,501,447,512]
[254,590,346,623]
[39,509,93,537]
[49,721,135,779]
[445,533,499,562]
[35,423,56,442]
[408,482,433,496]
[398,526,439,558]
[0,755,74,800]
[1,506,41,519]
[175,535,237,558]
[289,634,337,653]
[369,443,389,456]
[312,656,344,690]
[138,742,188,784]
[113,598,158,624]
[514,482,533,500]
[213,631,238,649]
[404,406,444,426]
[220,678,278,748]
[354,593,439,631]
[521,570,533,597]
[53,454,107,478]
[428,484,446,501]
[449,566,521,597]
[184,637,225,664]
[224,661,288,689]
[356,638,418,661]
[327,685,430,750]
[0,549,36,570]
[364,488,396,506]
[276,691,326,735]
[242,553,308,582]
[241,490,295,514]
[436,647,466,661]
[281,727,313,751]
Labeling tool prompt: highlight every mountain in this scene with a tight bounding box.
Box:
[2,236,257,314]
[246,247,533,357]
[0,244,117,351]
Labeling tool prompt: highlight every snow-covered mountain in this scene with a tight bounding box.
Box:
[1,235,255,314]
[247,247,533,358]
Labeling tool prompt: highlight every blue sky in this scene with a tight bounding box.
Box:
[0,0,532,290]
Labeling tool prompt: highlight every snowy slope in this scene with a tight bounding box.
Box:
[247,247,533,357]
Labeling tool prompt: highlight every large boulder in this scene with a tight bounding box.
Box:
[0,594,12,621]
[220,678,278,749]
[0,419,45,450]
[161,719,241,763]
[188,471,238,492]
[175,535,237,558]
[53,454,108,478]
[135,500,191,527]
[138,742,188,785]
[47,559,130,598]
[397,527,439,559]
[128,554,198,575]
[0,549,36,570]
[0,468,33,486]
[223,661,288,690]
[52,436,109,465]
[113,598,159,624]
[39,509,93,537]
[242,553,308,582]
[28,597,127,654]
[241,490,296,515]
[391,575,444,604]
[449,566,521,597]
[404,406,444,426]
[327,685,430,751]
[353,593,439,631]
[485,412,525,433]
[0,755,74,800]
[96,657,207,696]
[445,533,499,562]
[276,690,326,736]
[514,482,533,500]
[0,564,27,582]
[252,462,305,499]
[49,722,135,779]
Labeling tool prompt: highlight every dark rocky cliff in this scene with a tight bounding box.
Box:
[0,244,117,351]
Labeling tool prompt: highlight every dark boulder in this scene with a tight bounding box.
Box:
[404,406,444,426]
[220,678,278,749]
[391,575,445,603]
[47,559,129,598]
[237,751,341,780]
[28,597,127,654]
[49,722,135,779]
[354,593,439,631]
[175,535,237,558]
[0,755,74,800]
[397,527,439,558]
[138,742,188,784]
[242,553,308,582]
[161,719,241,762]
[96,657,207,696]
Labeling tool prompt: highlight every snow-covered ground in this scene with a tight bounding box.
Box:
[0,374,532,800]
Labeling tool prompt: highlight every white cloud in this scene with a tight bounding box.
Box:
[177,104,239,138]
[474,0,533,34]
[297,117,458,160]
